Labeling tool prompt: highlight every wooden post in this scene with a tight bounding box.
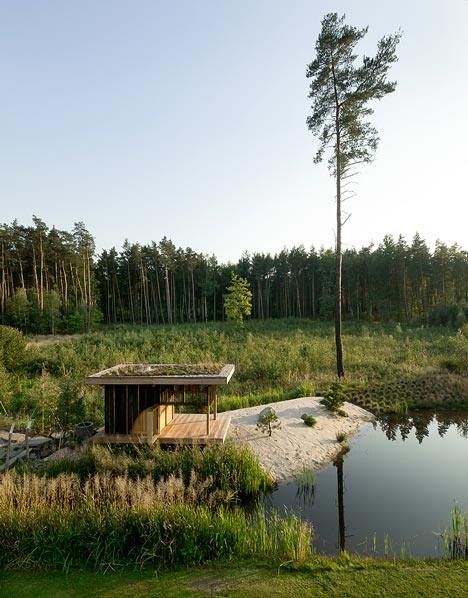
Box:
[25,420,32,462]
[206,387,210,436]
[146,408,154,445]
[6,422,14,471]
[214,387,218,421]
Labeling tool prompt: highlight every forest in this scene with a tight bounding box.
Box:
[1,218,467,333]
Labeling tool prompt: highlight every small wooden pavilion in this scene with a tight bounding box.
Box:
[85,363,234,445]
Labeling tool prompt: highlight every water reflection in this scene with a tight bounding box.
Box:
[377,411,468,444]
[265,410,468,557]
[334,452,346,552]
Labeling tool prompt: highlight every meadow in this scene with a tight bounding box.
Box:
[2,318,466,431]
[0,319,467,579]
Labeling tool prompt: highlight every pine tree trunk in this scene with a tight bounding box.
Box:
[39,233,44,311]
[164,266,172,324]
[191,269,196,323]
[127,261,135,324]
[333,64,345,378]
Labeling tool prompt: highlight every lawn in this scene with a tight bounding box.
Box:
[2,560,468,597]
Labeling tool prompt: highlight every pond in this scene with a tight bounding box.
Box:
[265,411,468,557]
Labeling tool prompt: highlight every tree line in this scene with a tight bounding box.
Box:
[0,218,467,333]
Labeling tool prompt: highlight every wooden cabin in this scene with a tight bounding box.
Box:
[85,363,234,445]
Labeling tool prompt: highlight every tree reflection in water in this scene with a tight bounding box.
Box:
[333,447,349,552]
[330,411,468,553]
[376,411,468,444]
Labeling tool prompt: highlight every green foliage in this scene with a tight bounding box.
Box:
[257,409,281,437]
[0,487,312,569]
[6,288,31,331]
[340,372,468,414]
[0,325,26,371]
[307,12,400,173]
[0,364,13,411]
[56,378,86,431]
[320,383,349,415]
[43,290,61,334]
[4,320,468,429]
[1,216,467,328]
[428,303,468,328]
[441,503,468,560]
[224,272,252,325]
[301,414,317,427]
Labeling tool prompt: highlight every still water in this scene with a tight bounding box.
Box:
[266,411,468,557]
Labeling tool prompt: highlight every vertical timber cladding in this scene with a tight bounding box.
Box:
[104,384,162,435]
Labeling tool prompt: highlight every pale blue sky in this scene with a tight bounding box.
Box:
[1,0,467,260]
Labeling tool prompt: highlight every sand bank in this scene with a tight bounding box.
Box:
[225,397,374,480]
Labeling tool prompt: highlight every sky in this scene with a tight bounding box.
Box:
[1,0,467,262]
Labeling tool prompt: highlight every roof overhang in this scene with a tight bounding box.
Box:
[85,363,235,386]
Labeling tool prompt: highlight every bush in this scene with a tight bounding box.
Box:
[301,414,317,427]
[0,325,26,371]
[428,303,468,328]
[320,383,349,416]
[56,378,86,431]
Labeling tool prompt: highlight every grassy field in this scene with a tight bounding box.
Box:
[3,319,465,430]
[2,560,468,597]
[1,320,467,592]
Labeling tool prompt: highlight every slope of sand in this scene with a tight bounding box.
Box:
[225,397,374,480]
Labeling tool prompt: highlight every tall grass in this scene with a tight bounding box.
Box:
[39,442,274,499]
[0,471,312,569]
[0,470,231,510]
[442,504,468,559]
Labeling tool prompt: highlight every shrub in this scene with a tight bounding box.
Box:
[0,325,26,371]
[257,408,281,437]
[320,382,350,416]
[441,359,466,375]
[320,394,344,414]
[301,414,317,427]
[56,378,86,431]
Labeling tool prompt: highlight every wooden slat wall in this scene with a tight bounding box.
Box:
[104,384,213,436]
[104,384,161,435]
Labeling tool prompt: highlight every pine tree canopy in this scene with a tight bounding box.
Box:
[306,13,401,175]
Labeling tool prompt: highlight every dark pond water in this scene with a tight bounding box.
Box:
[265,411,468,557]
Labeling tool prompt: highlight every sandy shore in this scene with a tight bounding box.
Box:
[225,397,374,480]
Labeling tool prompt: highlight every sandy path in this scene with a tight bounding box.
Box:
[225,397,374,480]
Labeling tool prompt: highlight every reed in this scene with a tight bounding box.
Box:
[0,470,231,511]
[0,472,312,569]
[39,442,274,500]
[442,504,468,560]
[295,467,316,505]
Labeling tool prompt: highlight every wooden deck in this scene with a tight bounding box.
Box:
[158,413,231,445]
[90,414,231,446]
